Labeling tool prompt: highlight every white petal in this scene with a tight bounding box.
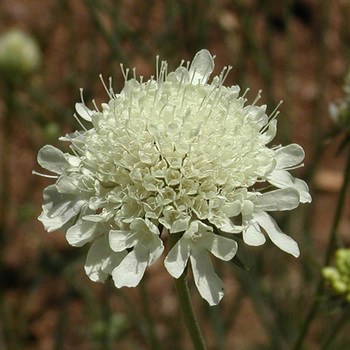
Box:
[130,217,158,236]
[56,176,78,194]
[202,234,238,261]
[255,188,300,211]
[275,144,305,168]
[84,235,119,282]
[175,67,190,83]
[261,119,277,144]
[267,170,311,204]
[75,102,93,122]
[210,214,242,233]
[267,169,294,188]
[104,251,128,276]
[39,185,85,232]
[170,217,191,233]
[253,211,300,257]
[189,49,215,85]
[294,179,312,203]
[143,218,160,236]
[242,221,266,246]
[190,249,225,306]
[147,236,164,266]
[109,230,138,252]
[164,238,190,278]
[37,145,68,174]
[66,220,102,247]
[221,200,242,217]
[112,246,148,288]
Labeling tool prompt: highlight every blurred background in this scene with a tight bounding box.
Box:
[1,0,350,349]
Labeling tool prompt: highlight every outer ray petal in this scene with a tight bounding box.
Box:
[275,144,305,168]
[66,219,102,247]
[202,234,238,261]
[109,230,138,252]
[243,221,266,246]
[148,238,164,265]
[39,185,85,232]
[164,238,190,279]
[255,188,300,211]
[84,234,126,282]
[267,170,311,203]
[37,145,68,174]
[253,211,300,257]
[112,246,148,288]
[190,248,225,306]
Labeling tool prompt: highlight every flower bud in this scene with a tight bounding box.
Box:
[323,248,350,301]
[0,29,41,81]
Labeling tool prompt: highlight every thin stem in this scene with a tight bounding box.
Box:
[168,233,207,350]
[294,145,350,349]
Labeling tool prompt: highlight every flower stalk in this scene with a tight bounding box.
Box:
[168,232,207,350]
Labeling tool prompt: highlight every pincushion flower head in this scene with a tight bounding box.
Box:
[36,50,311,305]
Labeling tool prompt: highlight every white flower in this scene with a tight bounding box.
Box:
[36,49,311,304]
[165,221,237,305]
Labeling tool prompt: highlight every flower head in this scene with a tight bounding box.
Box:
[36,50,311,304]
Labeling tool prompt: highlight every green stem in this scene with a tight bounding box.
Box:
[294,145,350,350]
[168,233,207,350]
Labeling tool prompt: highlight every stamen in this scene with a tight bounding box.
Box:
[32,170,59,179]
[244,90,262,118]
[109,77,115,96]
[92,99,100,112]
[180,86,187,108]
[269,100,283,120]
[241,88,250,99]
[99,74,113,99]
[177,71,185,95]
[189,68,197,84]
[155,55,160,82]
[220,65,233,86]
[73,113,88,131]
[283,163,305,171]
[120,63,127,81]
[79,88,85,104]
